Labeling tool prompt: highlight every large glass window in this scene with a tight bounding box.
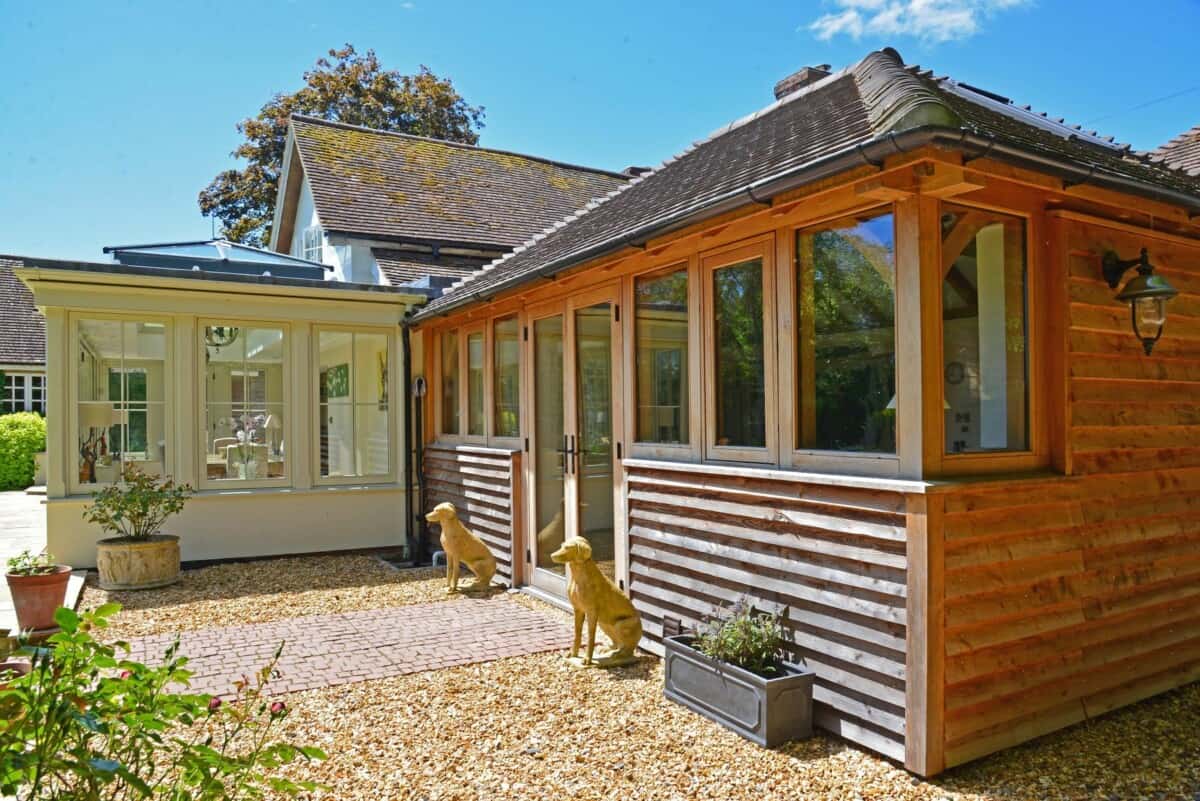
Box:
[635,267,689,445]
[493,317,520,438]
[466,331,485,437]
[318,330,391,478]
[941,205,1028,454]
[713,258,766,449]
[77,319,166,486]
[440,330,459,435]
[796,212,897,453]
[203,325,286,482]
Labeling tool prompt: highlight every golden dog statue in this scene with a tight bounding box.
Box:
[551,537,642,667]
[425,502,497,594]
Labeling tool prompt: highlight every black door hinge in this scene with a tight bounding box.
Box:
[524,437,529,453]
[526,548,532,562]
[616,442,623,460]
[614,304,620,323]
[618,578,625,591]
[523,326,529,342]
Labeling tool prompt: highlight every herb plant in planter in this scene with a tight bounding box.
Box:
[663,600,815,747]
[4,550,71,632]
[84,465,193,590]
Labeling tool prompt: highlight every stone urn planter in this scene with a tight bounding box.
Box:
[5,552,72,632]
[84,465,193,592]
[97,535,181,590]
[663,634,815,748]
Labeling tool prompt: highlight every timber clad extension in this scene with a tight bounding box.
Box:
[412,47,1200,775]
[624,460,912,762]
[422,444,521,586]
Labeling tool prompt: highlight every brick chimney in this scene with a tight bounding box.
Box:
[773,64,832,100]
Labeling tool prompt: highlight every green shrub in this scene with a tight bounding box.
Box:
[694,599,785,677]
[0,604,326,799]
[84,465,193,539]
[0,411,45,490]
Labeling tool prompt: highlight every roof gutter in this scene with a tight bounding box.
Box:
[414,125,1200,322]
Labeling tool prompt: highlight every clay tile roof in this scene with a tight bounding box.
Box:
[0,257,46,366]
[290,116,629,249]
[372,249,490,286]
[414,49,1200,321]
[1152,125,1200,176]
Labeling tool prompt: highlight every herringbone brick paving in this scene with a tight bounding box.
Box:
[124,596,574,696]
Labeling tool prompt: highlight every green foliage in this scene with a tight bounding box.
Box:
[0,411,46,491]
[5,550,58,576]
[199,44,485,247]
[805,219,897,453]
[694,599,784,677]
[83,465,193,540]
[0,604,326,799]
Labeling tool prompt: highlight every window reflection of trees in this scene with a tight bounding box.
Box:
[714,260,766,448]
[800,215,897,453]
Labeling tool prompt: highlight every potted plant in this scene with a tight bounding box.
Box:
[84,465,193,590]
[5,550,72,632]
[663,600,815,747]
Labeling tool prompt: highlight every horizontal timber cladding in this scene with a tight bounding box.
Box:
[940,468,1200,768]
[422,444,521,586]
[623,461,911,762]
[1061,215,1200,475]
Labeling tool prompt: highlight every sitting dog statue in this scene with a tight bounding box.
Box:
[551,537,642,667]
[425,502,497,594]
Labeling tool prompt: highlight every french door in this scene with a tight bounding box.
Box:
[526,285,625,597]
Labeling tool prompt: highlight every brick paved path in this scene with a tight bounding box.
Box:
[125,597,573,697]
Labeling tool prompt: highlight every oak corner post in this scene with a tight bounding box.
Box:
[904,491,946,777]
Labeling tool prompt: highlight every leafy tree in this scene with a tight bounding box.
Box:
[199,45,486,247]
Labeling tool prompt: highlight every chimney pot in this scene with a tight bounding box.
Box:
[773,64,832,100]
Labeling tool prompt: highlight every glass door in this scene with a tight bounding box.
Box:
[527,287,624,597]
[530,311,568,594]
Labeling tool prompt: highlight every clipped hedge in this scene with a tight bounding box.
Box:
[0,412,46,490]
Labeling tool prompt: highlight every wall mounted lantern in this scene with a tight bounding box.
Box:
[1102,248,1179,355]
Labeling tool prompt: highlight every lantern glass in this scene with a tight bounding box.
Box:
[1134,296,1167,331]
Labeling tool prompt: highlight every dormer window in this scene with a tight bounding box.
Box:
[302,226,323,263]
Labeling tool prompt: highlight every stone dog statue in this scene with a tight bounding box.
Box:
[551,537,642,667]
[425,502,497,593]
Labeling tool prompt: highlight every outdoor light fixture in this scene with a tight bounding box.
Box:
[1102,248,1179,355]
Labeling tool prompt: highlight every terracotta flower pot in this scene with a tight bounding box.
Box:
[0,659,30,691]
[5,566,72,632]
[96,534,181,590]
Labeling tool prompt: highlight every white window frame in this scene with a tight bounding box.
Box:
[312,325,397,486]
[302,226,323,263]
[70,314,173,496]
[1,372,46,415]
[197,319,292,491]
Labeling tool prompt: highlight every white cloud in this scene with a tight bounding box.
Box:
[808,0,1028,43]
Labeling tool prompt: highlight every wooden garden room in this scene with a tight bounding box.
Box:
[410,49,1200,776]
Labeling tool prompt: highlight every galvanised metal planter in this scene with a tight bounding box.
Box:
[663,634,815,748]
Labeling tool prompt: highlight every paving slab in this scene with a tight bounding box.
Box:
[124,596,575,697]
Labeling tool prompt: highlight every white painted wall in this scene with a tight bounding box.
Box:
[286,176,383,285]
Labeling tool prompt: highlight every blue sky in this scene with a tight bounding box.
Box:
[1,0,1198,261]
